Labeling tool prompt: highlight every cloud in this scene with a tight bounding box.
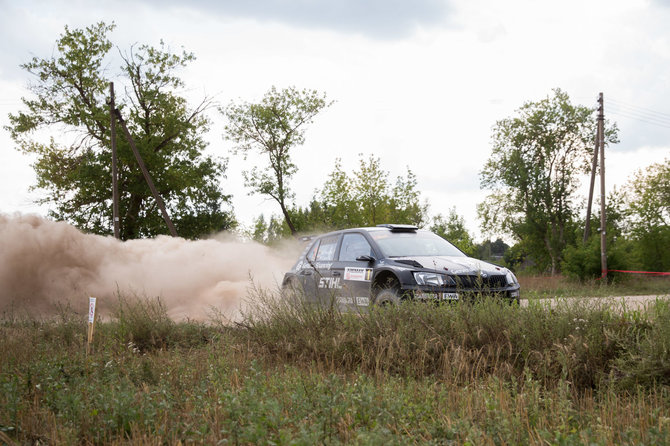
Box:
[146,0,453,39]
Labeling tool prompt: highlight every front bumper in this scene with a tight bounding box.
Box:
[408,285,520,301]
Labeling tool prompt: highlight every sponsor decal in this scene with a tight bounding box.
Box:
[88,297,97,323]
[335,296,370,306]
[297,260,331,271]
[355,296,370,306]
[319,277,341,289]
[415,292,459,301]
[450,268,470,274]
[439,292,459,301]
[344,267,373,281]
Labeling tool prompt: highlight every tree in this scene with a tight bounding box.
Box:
[249,155,429,243]
[6,22,234,239]
[477,238,511,263]
[223,86,332,235]
[430,208,476,256]
[389,167,426,225]
[319,154,428,228]
[562,189,634,280]
[249,214,290,245]
[319,158,360,228]
[623,158,670,271]
[478,89,618,274]
[353,154,391,226]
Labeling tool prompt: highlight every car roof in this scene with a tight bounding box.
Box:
[316,224,421,238]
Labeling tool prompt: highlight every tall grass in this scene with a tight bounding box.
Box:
[519,273,670,298]
[2,288,670,443]
[238,287,670,391]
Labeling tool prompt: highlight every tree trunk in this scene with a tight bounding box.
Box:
[279,201,297,235]
[544,236,558,275]
[123,193,143,240]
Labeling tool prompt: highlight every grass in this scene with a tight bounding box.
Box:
[2,286,670,444]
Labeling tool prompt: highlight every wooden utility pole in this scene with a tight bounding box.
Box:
[583,127,599,243]
[109,83,120,239]
[597,93,607,280]
[113,108,178,237]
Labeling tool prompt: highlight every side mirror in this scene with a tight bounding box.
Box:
[356,255,375,263]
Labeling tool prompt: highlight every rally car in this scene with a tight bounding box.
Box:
[282,224,520,308]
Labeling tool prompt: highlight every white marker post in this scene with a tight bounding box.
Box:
[87,297,97,355]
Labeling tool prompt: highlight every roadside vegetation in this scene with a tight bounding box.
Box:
[3,288,670,444]
[519,274,670,299]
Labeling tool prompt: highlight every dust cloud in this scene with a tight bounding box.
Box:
[0,214,300,321]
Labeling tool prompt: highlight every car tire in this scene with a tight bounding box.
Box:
[374,287,401,306]
[282,277,304,300]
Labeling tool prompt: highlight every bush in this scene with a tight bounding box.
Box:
[614,299,670,387]
[109,295,218,352]
[562,235,635,282]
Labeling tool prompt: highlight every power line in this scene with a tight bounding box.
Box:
[608,98,670,120]
[608,104,670,125]
[608,108,670,129]
[607,97,670,129]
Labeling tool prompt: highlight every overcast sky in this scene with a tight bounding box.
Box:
[1,0,669,239]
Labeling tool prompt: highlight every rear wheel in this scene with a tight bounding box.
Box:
[282,277,304,300]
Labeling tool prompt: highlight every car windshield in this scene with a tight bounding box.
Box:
[370,230,465,258]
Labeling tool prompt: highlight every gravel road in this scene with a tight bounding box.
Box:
[521,294,670,311]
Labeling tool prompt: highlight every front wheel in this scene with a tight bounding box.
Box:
[374,288,401,306]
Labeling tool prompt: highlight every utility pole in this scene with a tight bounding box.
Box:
[113,108,179,238]
[109,82,120,239]
[583,126,599,243]
[598,92,607,280]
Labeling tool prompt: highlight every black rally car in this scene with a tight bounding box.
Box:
[282,224,520,308]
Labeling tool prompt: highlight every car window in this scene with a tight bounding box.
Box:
[370,230,465,257]
[338,233,372,261]
[306,240,319,262]
[315,235,339,262]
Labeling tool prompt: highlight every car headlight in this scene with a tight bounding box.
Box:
[413,272,455,286]
[505,271,518,285]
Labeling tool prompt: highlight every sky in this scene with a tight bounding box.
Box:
[1,0,669,240]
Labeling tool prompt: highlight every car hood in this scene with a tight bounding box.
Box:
[389,256,505,276]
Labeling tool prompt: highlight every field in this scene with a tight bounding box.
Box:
[2,277,670,445]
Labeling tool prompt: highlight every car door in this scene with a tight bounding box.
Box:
[295,239,321,302]
[309,234,341,307]
[330,232,375,309]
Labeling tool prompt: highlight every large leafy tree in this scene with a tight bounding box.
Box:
[6,22,234,239]
[223,86,332,235]
[478,89,618,274]
[624,158,670,271]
